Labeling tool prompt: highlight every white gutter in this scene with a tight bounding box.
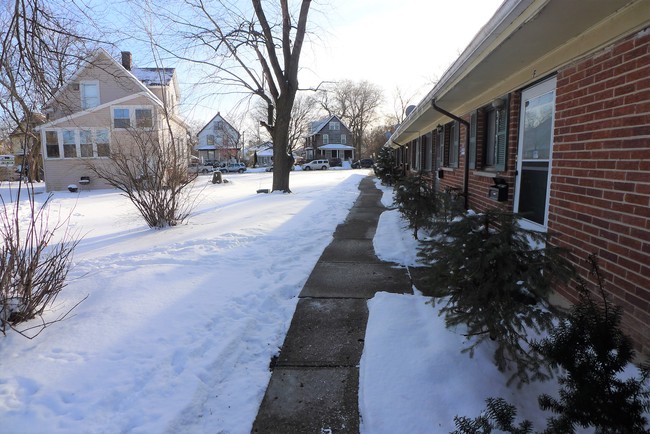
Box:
[387,0,536,146]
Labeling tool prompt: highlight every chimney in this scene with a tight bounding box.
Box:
[121,51,132,71]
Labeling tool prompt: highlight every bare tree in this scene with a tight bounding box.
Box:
[0,0,96,182]
[0,0,93,337]
[318,80,383,158]
[388,86,419,126]
[0,190,82,338]
[143,0,313,192]
[87,125,197,229]
[251,92,319,156]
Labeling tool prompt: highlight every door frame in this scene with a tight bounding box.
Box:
[514,76,557,232]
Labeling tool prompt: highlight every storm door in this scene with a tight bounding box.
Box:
[514,77,556,231]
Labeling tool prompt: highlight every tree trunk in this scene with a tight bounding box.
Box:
[271,96,295,192]
[273,101,291,193]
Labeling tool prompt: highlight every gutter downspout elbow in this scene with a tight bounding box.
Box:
[431,99,470,210]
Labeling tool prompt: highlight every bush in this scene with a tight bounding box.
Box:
[453,255,650,434]
[1,183,81,337]
[536,254,650,433]
[419,210,574,385]
[393,173,437,239]
[87,127,198,229]
[373,146,402,186]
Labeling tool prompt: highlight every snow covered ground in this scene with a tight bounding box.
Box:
[0,170,645,433]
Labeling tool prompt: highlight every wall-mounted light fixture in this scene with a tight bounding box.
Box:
[436,124,444,133]
[491,98,505,109]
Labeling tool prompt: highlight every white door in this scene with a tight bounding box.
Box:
[514,77,557,232]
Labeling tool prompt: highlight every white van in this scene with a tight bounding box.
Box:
[302,159,330,170]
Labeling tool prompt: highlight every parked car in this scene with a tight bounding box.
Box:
[352,158,374,169]
[302,159,330,170]
[328,157,342,167]
[216,162,247,173]
[265,165,295,172]
[188,162,213,174]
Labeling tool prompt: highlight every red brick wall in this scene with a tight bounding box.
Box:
[551,28,650,355]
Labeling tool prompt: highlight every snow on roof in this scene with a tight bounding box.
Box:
[318,144,354,150]
[308,116,334,136]
[256,149,273,157]
[131,68,175,86]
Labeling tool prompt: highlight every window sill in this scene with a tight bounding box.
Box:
[472,170,500,178]
[440,167,456,172]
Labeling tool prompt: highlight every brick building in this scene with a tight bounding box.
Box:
[388,0,650,355]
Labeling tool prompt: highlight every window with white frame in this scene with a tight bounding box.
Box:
[80,81,100,110]
[63,129,77,158]
[424,133,433,171]
[323,134,329,145]
[207,135,215,146]
[96,129,110,157]
[80,130,93,157]
[448,121,459,168]
[43,128,110,159]
[135,108,153,128]
[341,134,347,145]
[45,130,60,158]
[112,106,154,129]
[113,108,130,128]
[330,121,340,131]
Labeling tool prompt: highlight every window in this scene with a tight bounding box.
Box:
[96,129,110,157]
[468,112,477,170]
[135,108,153,128]
[323,134,329,145]
[424,133,433,172]
[341,134,347,145]
[485,107,507,170]
[45,130,60,158]
[436,127,445,168]
[63,130,77,158]
[113,108,130,128]
[80,81,99,110]
[80,130,93,157]
[449,122,459,168]
[330,121,340,130]
[206,135,215,146]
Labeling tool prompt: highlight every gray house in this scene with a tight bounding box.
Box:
[304,115,354,162]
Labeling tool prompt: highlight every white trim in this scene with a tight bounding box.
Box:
[110,105,155,130]
[514,76,557,232]
[42,127,111,160]
[80,80,100,110]
[38,92,160,129]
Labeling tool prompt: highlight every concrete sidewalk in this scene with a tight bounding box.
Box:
[251,176,412,433]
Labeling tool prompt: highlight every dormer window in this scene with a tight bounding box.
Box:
[80,81,99,110]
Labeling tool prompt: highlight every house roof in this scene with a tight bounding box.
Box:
[318,144,355,151]
[389,0,649,145]
[42,48,187,129]
[197,112,241,141]
[131,68,175,87]
[307,115,348,137]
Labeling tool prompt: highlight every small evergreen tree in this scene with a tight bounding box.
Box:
[420,210,574,385]
[453,398,533,434]
[536,254,650,434]
[393,173,437,239]
[373,146,401,186]
[453,254,650,434]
